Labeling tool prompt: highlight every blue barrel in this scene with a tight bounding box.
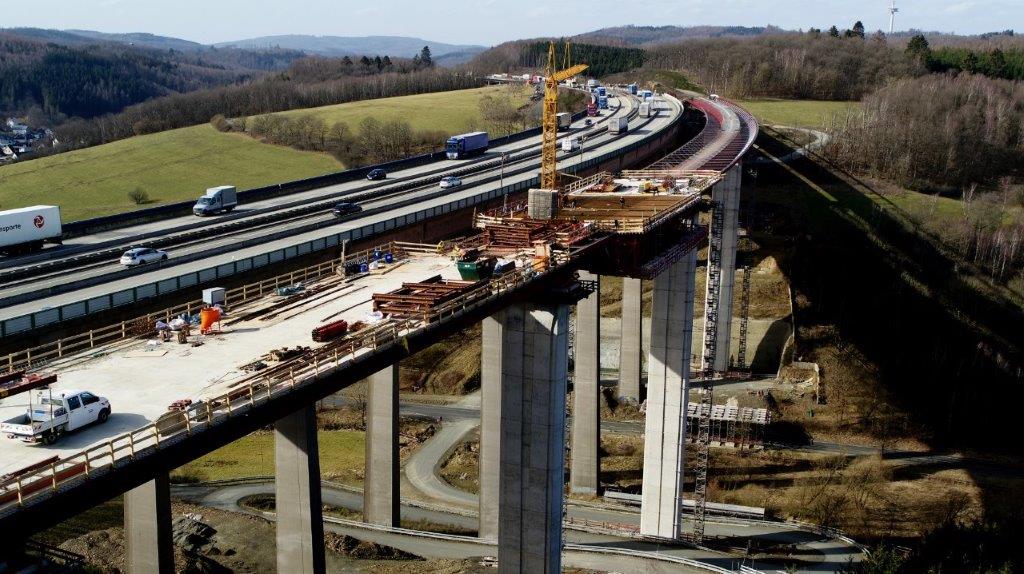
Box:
[360,262,369,273]
[373,250,382,260]
[384,252,394,263]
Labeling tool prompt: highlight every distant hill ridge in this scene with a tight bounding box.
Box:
[214,34,486,59]
[574,24,785,46]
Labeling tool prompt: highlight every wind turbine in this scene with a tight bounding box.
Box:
[888,0,899,34]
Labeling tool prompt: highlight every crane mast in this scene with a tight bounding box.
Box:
[540,41,588,191]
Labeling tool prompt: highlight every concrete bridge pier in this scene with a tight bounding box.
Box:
[702,164,742,371]
[617,277,643,400]
[364,365,400,526]
[570,271,601,495]
[640,249,698,538]
[479,303,570,573]
[124,473,173,573]
[275,404,326,574]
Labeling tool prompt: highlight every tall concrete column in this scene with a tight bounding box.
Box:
[275,405,326,574]
[124,473,173,574]
[480,303,570,573]
[640,250,698,538]
[702,164,742,372]
[571,271,601,495]
[364,365,399,526]
[479,314,504,540]
[618,277,643,400]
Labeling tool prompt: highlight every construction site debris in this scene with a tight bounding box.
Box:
[168,399,193,411]
[275,283,306,297]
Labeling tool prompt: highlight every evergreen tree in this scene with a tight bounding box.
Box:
[906,34,930,63]
[852,20,866,39]
[373,55,383,70]
[828,25,840,37]
[359,55,372,68]
[382,55,393,68]
[342,56,354,67]
[419,45,433,68]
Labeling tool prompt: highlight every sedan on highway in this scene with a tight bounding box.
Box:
[120,247,168,266]
[332,202,362,218]
[439,176,463,189]
[366,168,387,181]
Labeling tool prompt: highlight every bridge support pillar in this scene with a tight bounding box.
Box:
[618,277,643,400]
[640,250,697,538]
[702,164,742,372]
[364,365,400,526]
[480,303,570,572]
[479,313,503,540]
[124,473,173,574]
[570,271,601,495]
[275,404,326,574]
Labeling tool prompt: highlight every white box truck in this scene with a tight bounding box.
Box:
[0,205,62,256]
[561,137,581,152]
[193,185,237,216]
[609,117,629,135]
[639,102,652,118]
[556,112,572,131]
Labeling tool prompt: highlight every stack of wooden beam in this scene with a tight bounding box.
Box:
[483,219,558,249]
[372,275,484,319]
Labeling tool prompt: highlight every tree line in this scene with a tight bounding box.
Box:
[464,40,645,78]
[906,34,1024,81]
[55,68,481,151]
[645,32,924,100]
[824,72,1024,281]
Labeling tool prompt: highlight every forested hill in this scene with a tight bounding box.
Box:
[465,40,645,77]
[574,25,781,46]
[0,32,305,121]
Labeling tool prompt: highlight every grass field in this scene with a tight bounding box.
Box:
[172,429,365,484]
[275,85,530,134]
[735,99,859,129]
[0,86,518,222]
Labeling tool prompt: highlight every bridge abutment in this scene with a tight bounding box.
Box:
[640,249,698,538]
[570,271,601,495]
[617,277,644,400]
[124,473,173,574]
[274,404,326,574]
[364,365,400,526]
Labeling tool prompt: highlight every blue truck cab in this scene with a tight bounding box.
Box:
[445,131,489,160]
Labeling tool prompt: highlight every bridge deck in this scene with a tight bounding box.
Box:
[0,254,457,476]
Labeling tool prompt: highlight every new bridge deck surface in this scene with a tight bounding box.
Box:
[0,254,456,475]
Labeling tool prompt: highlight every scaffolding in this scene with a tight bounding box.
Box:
[685,404,770,448]
[737,266,751,370]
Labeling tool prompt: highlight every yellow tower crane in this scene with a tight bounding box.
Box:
[540,41,588,190]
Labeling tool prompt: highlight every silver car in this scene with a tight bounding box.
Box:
[120,247,168,266]
[439,176,463,189]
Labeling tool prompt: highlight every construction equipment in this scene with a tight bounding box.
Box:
[540,41,588,191]
[737,266,751,370]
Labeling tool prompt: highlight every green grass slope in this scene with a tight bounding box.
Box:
[0,86,517,222]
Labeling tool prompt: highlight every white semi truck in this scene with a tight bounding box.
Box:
[2,389,111,445]
[0,205,62,256]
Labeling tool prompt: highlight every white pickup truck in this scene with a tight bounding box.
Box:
[1,389,111,445]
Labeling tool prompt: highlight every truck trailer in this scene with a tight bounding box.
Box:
[193,186,237,216]
[598,96,608,109]
[609,117,628,135]
[446,131,489,159]
[556,112,572,131]
[639,101,652,117]
[0,205,62,256]
[628,83,638,95]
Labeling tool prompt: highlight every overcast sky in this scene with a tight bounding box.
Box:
[2,0,1020,46]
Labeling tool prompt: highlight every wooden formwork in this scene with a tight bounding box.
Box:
[372,275,485,320]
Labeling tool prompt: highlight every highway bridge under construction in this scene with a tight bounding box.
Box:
[0,85,857,574]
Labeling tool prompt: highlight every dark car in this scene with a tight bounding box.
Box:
[366,168,387,181]
[332,202,362,218]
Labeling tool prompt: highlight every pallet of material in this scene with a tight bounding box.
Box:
[371,275,484,318]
